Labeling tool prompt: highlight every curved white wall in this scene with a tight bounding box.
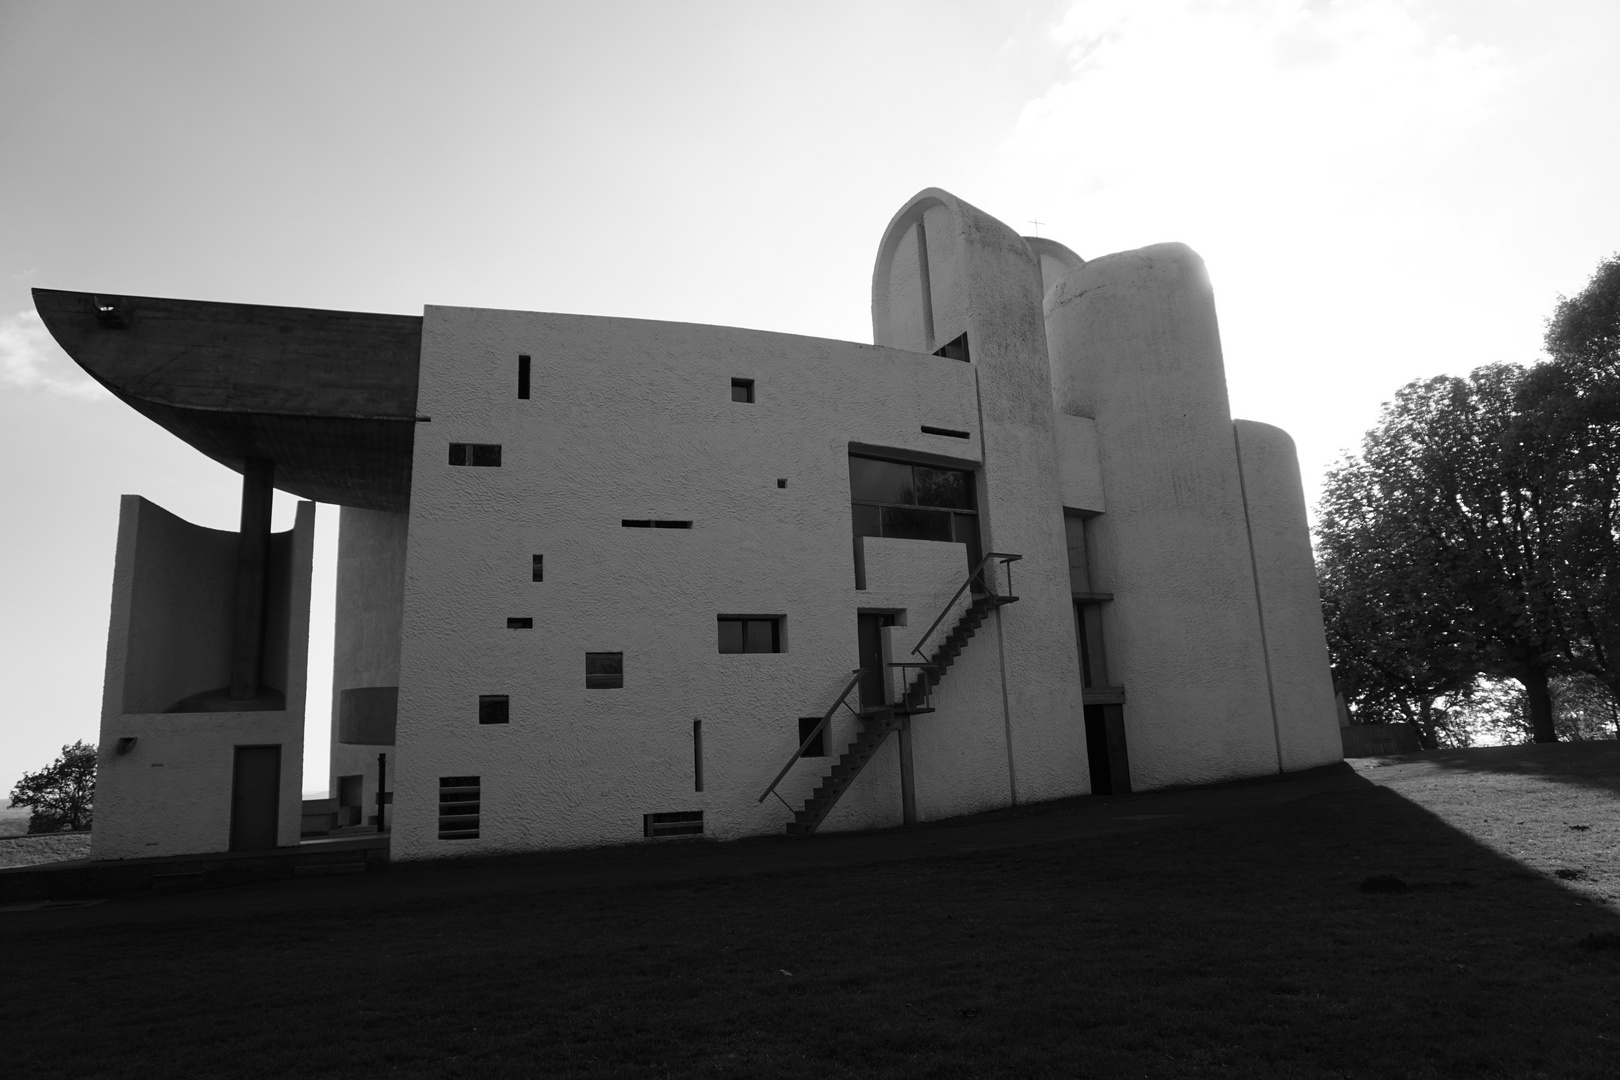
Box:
[1233,420,1343,771]
[1045,244,1279,789]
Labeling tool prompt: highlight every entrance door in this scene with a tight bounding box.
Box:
[1083,704,1132,796]
[230,745,282,851]
[856,613,895,713]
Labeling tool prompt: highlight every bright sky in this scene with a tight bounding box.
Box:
[2,0,1616,796]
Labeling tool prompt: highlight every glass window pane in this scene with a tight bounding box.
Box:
[851,503,881,538]
[881,505,953,543]
[913,466,972,510]
[849,456,914,505]
[717,620,744,653]
[744,620,775,653]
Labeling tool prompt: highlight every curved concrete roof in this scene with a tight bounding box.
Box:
[33,289,422,510]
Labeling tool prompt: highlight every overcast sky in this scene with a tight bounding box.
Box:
[2,0,1616,795]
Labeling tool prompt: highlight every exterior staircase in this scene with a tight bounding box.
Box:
[784,592,1017,836]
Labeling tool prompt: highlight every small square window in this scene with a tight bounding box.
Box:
[586,652,624,689]
[478,695,509,724]
[717,616,782,653]
[730,378,754,403]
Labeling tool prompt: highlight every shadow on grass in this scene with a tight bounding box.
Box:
[1,772,1617,1079]
[1381,739,1620,798]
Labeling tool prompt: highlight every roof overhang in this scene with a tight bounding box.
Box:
[33,289,422,510]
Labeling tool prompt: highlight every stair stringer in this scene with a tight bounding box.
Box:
[787,596,1016,835]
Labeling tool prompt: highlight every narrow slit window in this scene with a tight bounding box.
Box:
[731,378,754,403]
[478,694,510,724]
[622,519,692,529]
[693,719,703,792]
[921,425,970,440]
[439,776,480,840]
[449,443,502,467]
[518,354,531,399]
[507,617,533,629]
[586,652,624,689]
[531,554,543,582]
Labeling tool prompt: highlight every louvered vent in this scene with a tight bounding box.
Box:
[643,810,703,838]
[439,776,480,840]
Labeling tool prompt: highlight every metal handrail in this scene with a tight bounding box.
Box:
[910,551,1022,659]
[888,662,941,711]
[758,667,864,806]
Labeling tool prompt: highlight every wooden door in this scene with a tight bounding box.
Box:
[230,745,282,851]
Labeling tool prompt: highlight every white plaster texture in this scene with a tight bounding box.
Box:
[1052,413,1106,514]
[93,497,314,859]
[391,308,999,859]
[1045,244,1279,789]
[1233,420,1343,771]
[328,506,409,819]
[875,190,1090,806]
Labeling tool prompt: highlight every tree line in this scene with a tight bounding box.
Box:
[1317,255,1620,748]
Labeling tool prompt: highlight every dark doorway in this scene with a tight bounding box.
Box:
[230,744,282,851]
[857,613,897,712]
[337,774,363,826]
[1084,704,1132,796]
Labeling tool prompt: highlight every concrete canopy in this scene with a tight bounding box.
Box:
[33,289,423,511]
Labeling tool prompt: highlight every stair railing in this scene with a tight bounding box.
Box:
[758,667,864,810]
[887,662,942,711]
[910,551,1022,661]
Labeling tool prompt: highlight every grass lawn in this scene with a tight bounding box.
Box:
[2,745,1617,1079]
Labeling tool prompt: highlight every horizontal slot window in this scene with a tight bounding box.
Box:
[921,425,970,439]
[507,618,533,629]
[449,443,502,467]
[622,519,693,529]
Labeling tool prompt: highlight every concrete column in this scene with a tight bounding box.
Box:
[229,458,274,701]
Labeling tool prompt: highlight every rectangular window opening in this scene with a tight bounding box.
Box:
[507,617,533,629]
[693,719,703,793]
[478,694,510,725]
[730,378,755,403]
[622,519,692,529]
[586,652,624,689]
[933,333,970,363]
[531,554,543,582]
[448,443,502,467]
[798,716,826,758]
[439,776,480,840]
[643,810,704,838]
[717,616,783,654]
[920,425,971,440]
[518,354,531,400]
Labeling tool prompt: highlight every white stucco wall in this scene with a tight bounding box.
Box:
[1045,244,1279,789]
[1052,413,1106,515]
[1233,420,1343,771]
[874,190,1090,806]
[392,308,1007,859]
[93,497,314,859]
[329,506,409,820]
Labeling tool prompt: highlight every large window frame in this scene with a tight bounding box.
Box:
[849,453,981,571]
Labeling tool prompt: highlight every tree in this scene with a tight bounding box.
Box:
[1316,367,1576,743]
[1516,254,1620,707]
[8,741,96,833]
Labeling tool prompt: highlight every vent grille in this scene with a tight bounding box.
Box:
[439,776,480,840]
[643,810,703,838]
